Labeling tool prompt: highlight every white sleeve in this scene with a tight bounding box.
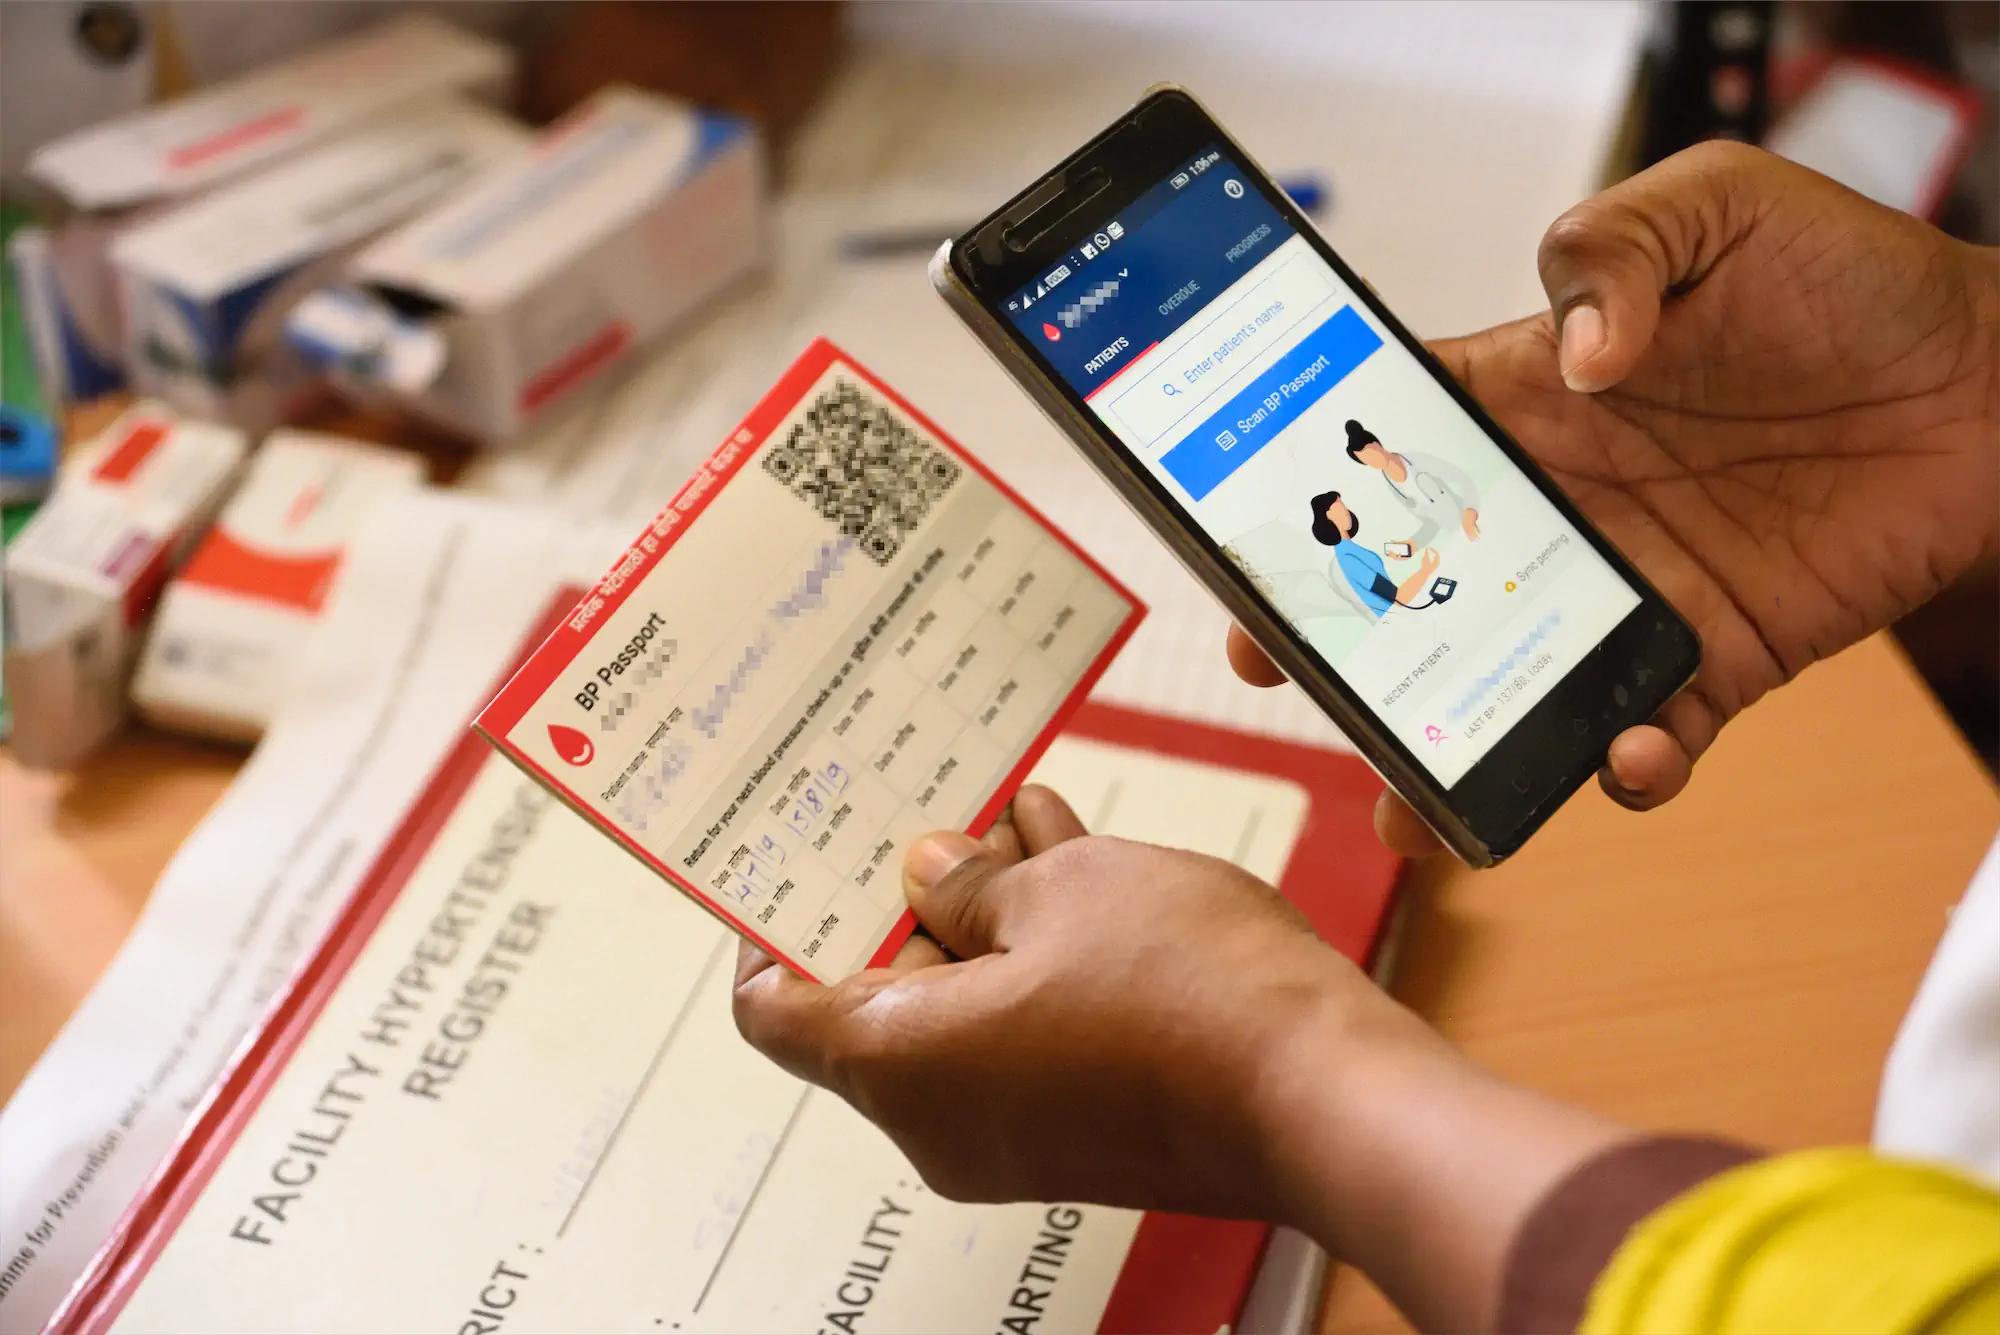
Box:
[1875,831,2000,1184]
[1430,454,1482,510]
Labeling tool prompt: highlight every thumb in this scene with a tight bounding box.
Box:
[731,941,903,1095]
[1537,140,1763,393]
[902,831,1013,960]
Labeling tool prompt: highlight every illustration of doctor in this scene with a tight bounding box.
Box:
[1309,491,1441,621]
[1344,420,1482,544]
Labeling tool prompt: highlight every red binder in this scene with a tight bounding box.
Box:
[52,600,1402,1335]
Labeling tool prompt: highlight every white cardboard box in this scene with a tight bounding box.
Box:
[17,13,516,406]
[132,430,425,742]
[3,403,247,768]
[110,95,530,427]
[285,85,765,443]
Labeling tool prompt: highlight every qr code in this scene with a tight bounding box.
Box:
[761,379,961,565]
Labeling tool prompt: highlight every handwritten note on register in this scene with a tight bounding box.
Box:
[477,340,1144,982]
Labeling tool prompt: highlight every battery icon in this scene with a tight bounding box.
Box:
[1171,172,1190,190]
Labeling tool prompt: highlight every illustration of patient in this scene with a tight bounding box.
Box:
[1308,491,1441,620]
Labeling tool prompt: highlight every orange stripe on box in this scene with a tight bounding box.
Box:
[180,528,345,615]
[519,321,632,415]
[91,422,168,484]
[166,107,305,171]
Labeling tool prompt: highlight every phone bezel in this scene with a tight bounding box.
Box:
[941,86,1699,863]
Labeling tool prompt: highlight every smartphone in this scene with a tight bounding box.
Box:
[931,86,1699,865]
[1383,540,1414,561]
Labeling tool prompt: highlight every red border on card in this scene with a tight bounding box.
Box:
[48,592,580,1335]
[476,338,1147,983]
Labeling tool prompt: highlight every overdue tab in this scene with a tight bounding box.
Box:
[477,339,1143,983]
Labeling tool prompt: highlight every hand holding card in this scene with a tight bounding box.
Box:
[477,340,1144,982]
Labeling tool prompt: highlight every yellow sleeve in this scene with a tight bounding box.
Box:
[1582,1149,2000,1334]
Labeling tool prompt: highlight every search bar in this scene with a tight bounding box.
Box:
[1159,305,1384,500]
[1105,249,1336,446]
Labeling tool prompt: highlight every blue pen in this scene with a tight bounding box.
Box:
[1279,174,1327,216]
[841,173,1332,260]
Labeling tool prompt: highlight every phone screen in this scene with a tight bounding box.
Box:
[999,145,1640,785]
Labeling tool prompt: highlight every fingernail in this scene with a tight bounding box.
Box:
[1559,303,1607,390]
[904,831,979,890]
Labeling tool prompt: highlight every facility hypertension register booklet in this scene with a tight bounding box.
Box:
[51,589,1403,1334]
[477,339,1143,982]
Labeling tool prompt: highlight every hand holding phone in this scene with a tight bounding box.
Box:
[933,87,1698,864]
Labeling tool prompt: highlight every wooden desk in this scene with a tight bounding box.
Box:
[1322,632,2000,1331]
[4,634,1995,1332]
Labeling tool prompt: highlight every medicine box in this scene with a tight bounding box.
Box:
[132,430,425,742]
[3,403,247,768]
[17,14,516,407]
[110,96,530,427]
[285,85,764,443]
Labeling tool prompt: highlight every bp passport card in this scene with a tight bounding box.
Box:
[477,340,1144,983]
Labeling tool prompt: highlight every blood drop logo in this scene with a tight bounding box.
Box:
[548,723,594,766]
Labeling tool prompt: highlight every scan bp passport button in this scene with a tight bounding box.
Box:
[1161,304,1383,500]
